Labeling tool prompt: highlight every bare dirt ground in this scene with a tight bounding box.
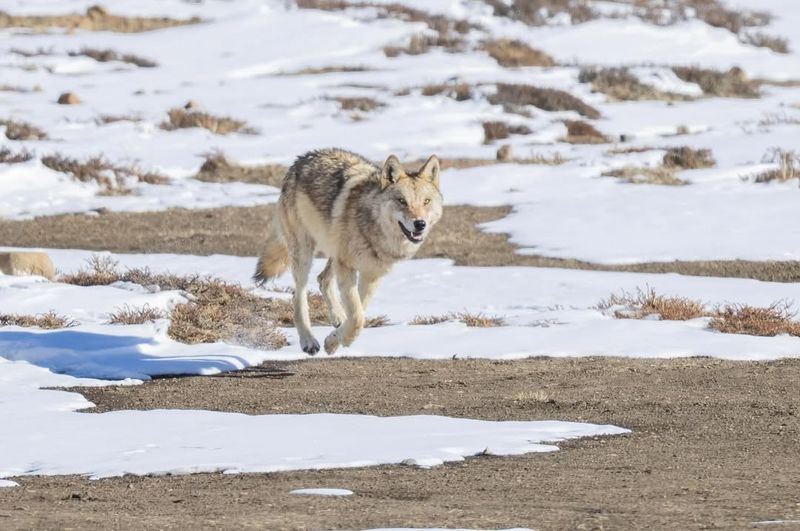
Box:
[1,357,799,529]
[2,204,799,281]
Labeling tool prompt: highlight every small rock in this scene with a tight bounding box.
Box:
[496,144,513,162]
[57,92,81,105]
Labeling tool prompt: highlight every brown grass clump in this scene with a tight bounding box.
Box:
[69,48,157,67]
[490,83,600,119]
[333,96,385,112]
[420,82,472,101]
[0,310,77,329]
[41,154,169,194]
[482,121,532,143]
[578,67,687,101]
[672,66,760,98]
[0,5,200,33]
[383,33,465,57]
[485,0,596,25]
[161,108,257,135]
[602,166,688,186]
[279,65,370,76]
[482,39,555,67]
[410,315,452,325]
[1,118,47,140]
[748,148,799,184]
[410,312,505,327]
[709,302,800,337]
[107,304,166,325]
[561,119,608,144]
[194,152,287,187]
[662,146,715,169]
[0,146,33,164]
[598,287,708,321]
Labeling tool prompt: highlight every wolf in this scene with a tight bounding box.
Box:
[254,148,443,355]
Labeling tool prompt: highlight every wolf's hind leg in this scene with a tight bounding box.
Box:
[317,258,346,327]
[324,261,365,355]
[289,234,319,355]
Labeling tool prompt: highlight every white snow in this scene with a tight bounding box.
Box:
[290,488,354,496]
[0,479,19,488]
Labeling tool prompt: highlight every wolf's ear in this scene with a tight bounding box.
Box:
[381,154,405,188]
[417,154,440,188]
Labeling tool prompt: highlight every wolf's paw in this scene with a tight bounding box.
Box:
[324,332,340,355]
[301,336,320,355]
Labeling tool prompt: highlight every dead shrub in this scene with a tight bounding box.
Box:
[107,304,166,325]
[409,312,504,327]
[41,154,169,194]
[561,119,608,144]
[662,146,715,169]
[195,152,286,187]
[365,315,390,328]
[485,0,596,25]
[743,32,789,54]
[709,302,800,337]
[749,148,799,184]
[482,121,531,143]
[383,33,464,57]
[410,315,451,325]
[333,96,385,112]
[0,5,200,33]
[420,82,472,101]
[482,39,555,67]
[490,83,600,118]
[1,118,47,140]
[0,146,33,164]
[0,310,77,329]
[602,166,688,186]
[598,287,708,321]
[161,108,257,135]
[69,47,157,67]
[579,67,686,101]
[672,66,759,98]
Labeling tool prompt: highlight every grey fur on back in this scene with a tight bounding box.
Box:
[286,148,379,217]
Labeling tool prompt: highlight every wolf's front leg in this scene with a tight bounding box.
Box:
[324,262,365,355]
[290,238,319,355]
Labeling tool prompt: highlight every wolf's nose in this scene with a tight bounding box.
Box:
[413,219,426,232]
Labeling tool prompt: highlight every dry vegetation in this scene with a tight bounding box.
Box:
[95,114,143,125]
[482,121,532,143]
[672,66,760,98]
[481,38,555,67]
[603,147,714,185]
[160,108,258,135]
[384,33,465,57]
[107,305,166,325]
[490,83,601,119]
[194,152,287,187]
[662,146,715,169]
[602,166,688,186]
[278,65,370,76]
[333,96,385,112]
[411,312,505,327]
[483,0,596,25]
[0,5,200,33]
[0,83,41,93]
[0,310,77,329]
[0,146,33,164]
[579,67,687,101]
[69,47,157,67]
[598,287,707,320]
[419,82,473,101]
[747,148,799,184]
[41,154,169,195]
[561,119,608,144]
[709,302,800,337]
[1,118,47,141]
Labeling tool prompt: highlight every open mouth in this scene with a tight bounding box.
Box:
[398,221,424,244]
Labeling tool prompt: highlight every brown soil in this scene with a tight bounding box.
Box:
[2,204,799,282]
[2,357,799,529]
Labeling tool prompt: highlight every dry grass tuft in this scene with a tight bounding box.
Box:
[95,114,143,125]
[1,118,47,141]
[409,312,505,327]
[672,66,760,98]
[748,148,799,184]
[662,146,715,169]
[420,82,472,101]
[482,38,555,67]
[490,83,600,119]
[279,65,370,76]
[0,5,200,33]
[41,154,169,194]
[602,166,688,186]
[709,302,800,337]
[512,390,554,404]
[107,304,166,325]
[485,0,595,25]
[194,152,286,187]
[160,108,257,135]
[384,33,465,57]
[598,287,708,321]
[410,314,452,326]
[69,47,157,67]
[0,310,77,329]
[0,83,41,93]
[365,315,390,328]
[579,67,687,101]
[743,32,789,54]
[482,121,532,143]
[333,96,385,112]
[561,119,608,144]
[0,146,33,164]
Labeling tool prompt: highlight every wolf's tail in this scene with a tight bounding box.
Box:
[253,205,289,285]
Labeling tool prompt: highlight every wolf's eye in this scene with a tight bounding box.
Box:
[423,198,431,205]
[398,198,407,206]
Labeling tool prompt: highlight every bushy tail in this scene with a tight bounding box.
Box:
[253,207,289,285]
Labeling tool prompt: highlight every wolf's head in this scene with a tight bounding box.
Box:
[378,154,443,246]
